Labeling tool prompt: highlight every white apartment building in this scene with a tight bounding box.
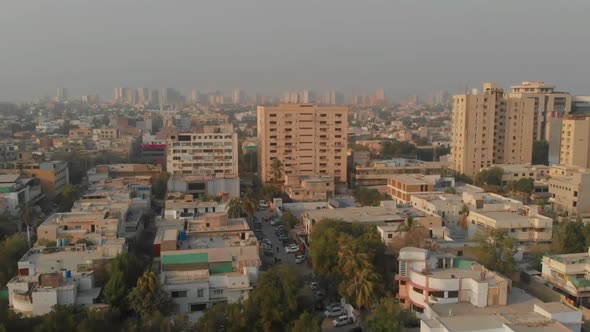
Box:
[164,193,223,219]
[166,126,238,179]
[154,213,260,321]
[467,207,553,244]
[542,248,590,308]
[396,247,511,312]
[7,241,125,316]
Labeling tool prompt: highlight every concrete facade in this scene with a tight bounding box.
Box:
[257,104,348,183]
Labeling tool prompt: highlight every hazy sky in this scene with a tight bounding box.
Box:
[2,0,590,102]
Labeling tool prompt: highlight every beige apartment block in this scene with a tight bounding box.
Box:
[284,175,335,201]
[257,104,348,183]
[166,125,238,179]
[451,83,535,177]
[510,81,572,141]
[548,165,590,218]
[560,115,590,168]
[92,128,119,140]
[467,207,553,244]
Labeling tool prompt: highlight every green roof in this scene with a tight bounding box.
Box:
[570,277,590,289]
[0,290,7,299]
[162,253,208,265]
[209,262,233,274]
[453,258,474,270]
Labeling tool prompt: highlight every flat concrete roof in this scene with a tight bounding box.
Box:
[305,206,404,223]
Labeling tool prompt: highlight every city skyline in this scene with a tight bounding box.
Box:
[2,1,590,101]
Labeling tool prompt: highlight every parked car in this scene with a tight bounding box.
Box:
[324,307,344,318]
[326,303,342,312]
[270,219,281,226]
[314,301,325,311]
[262,244,272,251]
[314,290,325,299]
[285,244,298,253]
[295,254,306,264]
[259,200,269,208]
[309,281,319,290]
[333,315,351,327]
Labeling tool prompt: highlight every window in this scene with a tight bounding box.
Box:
[171,290,187,298]
[430,291,445,298]
[388,234,393,238]
[197,289,204,297]
[213,289,224,296]
[191,303,207,312]
[413,287,423,294]
[448,291,459,298]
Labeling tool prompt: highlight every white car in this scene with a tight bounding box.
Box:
[309,282,318,290]
[259,200,269,208]
[261,239,272,245]
[324,307,344,318]
[285,244,298,253]
[333,315,351,327]
[326,303,342,312]
[295,255,306,264]
[270,219,281,226]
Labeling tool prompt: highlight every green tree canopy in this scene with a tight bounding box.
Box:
[353,188,389,207]
[127,270,174,317]
[289,311,321,332]
[151,172,170,200]
[58,184,78,212]
[365,298,418,332]
[0,234,29,288]
[532,140,549,165]
[474,167,504,187]
[474,229,517,275]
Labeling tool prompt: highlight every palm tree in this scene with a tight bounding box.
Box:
[338,237,370,277]
[137,270,158,294]
[18,202,35,247]
[226,198,242,218]
[396,216,420,234]
[342,266,383,309]
[270,158,284,183]
[241,189,257,223]
[459,204,470,231]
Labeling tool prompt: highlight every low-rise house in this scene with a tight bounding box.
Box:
[284,175,334,201]
[164,193,222,219]
[0,174,44,215]
[6,240,125,316]
[387,174,455,204]
[352,158,449,188]
[542,248,590,307]
[153,212,260,320]
[548,165,590,218]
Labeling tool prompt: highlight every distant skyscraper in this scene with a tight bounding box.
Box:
[191,89,200,104]
[115,87,127,104]
[375,88,385,101]
[301,90,315,104]
[232,89,243,104]
[150,89,159,105]
[161,88,184,106]
[126,88,138,105]
[137,88,150,104]
[56,88,67,102]
[323,90,343,105]
[559,115,590,168]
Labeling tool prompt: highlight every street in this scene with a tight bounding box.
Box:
[255,209,357,332]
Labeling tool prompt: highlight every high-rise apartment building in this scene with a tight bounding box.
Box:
[126,88,138,105]
[232,89,243,104]
[114,87,127,103]
[559,115,590,168]
[55,88,67,102]
[451,83,535,177]
[257,104,348,183]
[191,89,200,104]
[166,125,238,178]
[510,81,571,141]
[137,88,150,104]
[161,88,184,106]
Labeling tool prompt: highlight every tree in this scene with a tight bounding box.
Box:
[366,298,418,332]
[353,188,388,207]
[151,172,170,200]
[474,229,517,275]
[226,198,242,218]
[127,270,174,317]
[395,217,429,249]
[459,204,470,231]
[196,302,249,332]
[58,184,78,212]
[281,211,298,230]
[103,269,127,309]
[0,234,29,288]
[474,167,504,187]
[289,311,321,332]
[552,221,586,254]
[532,140,549,165]
[270,158,284,182]
[261,184,282,202]
[507,178,534,202]
[17,202,35,236]
[241,189,257,223]
[339,265,383,309]
[245,266,303,332]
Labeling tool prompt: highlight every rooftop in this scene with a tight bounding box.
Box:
[305,206,404,224]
